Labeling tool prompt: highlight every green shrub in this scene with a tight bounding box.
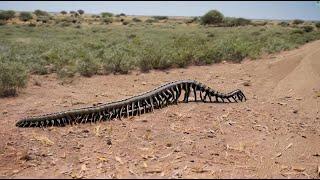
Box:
[36,16,50,23]
[102,17,113,24]
[30,62,49,75]
[60,10,67,15]
[34,9,49,16]
[316,22,320,28]
[76,55,99,77]
[145,19,157,23]
[291,29,304,34]
[194,46,223,65]
[0,10,15,20]
[0,61,28,97]
[122,21,129,25]
[152,16,168,20]
[132,17,142,22]
[278,21,289,27]
[301,25,314,32]
[77,9,84,15]
[223,17,251,27]
[119,13,126,16]
[200,10,224,25]
[101,12,113,18]
[292,19,304,25]
[102,46,133,74]
[19,12,33,21]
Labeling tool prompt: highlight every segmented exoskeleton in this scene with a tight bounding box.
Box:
[16,80,246,128]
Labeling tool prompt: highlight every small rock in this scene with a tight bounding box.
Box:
[82,129,89,133]
[277,102,287,106]
[166,143,172,147]
[292,166,305,172]
[293,110,298,114]
[34,80,41,86]
[142,82,147,85]
[243,81,251,86]
[207,135,214,138]
[72,101,85,106]
[2,110,8,115]
[20,154,33,161]
[106,139,112,145]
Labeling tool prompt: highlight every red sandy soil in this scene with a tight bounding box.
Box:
[0,40,319,179]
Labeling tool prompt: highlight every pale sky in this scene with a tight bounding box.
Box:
[1,1,320,20]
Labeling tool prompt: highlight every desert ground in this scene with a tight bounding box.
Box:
[0,38,319,178]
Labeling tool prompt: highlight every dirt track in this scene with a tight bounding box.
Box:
[0,40,319,178]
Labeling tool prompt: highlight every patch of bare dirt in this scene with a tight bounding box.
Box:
[0,40,319,178]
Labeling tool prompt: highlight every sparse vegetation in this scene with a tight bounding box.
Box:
[315,22,320,28]
[0,10,319,94]
[0,61,28,97]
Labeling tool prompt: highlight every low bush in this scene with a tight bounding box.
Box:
[102,17,113,24]
[132,17,142,22]
[102,45,133,74]
[152,16,168,20]
[0,61,28,97]
[76,54,99,77]
[223,17,251,27]
[278,21,289,27]
[0,10,15,20]
[34,9,49,17]
[60,10,67,15]
[77,9,84,15]
[145,19,157,23]
[19,12,33,21]
[316,22,320,28]
[292,19,304,25]
[101,12,113,18]
[36,16,50,23]
[301,25,314,32]
[122,21,130,25]
[291,29,304,34]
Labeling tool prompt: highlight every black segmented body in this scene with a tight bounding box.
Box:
[16,80,246,128]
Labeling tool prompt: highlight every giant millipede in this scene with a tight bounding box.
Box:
[16,80,246,128]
